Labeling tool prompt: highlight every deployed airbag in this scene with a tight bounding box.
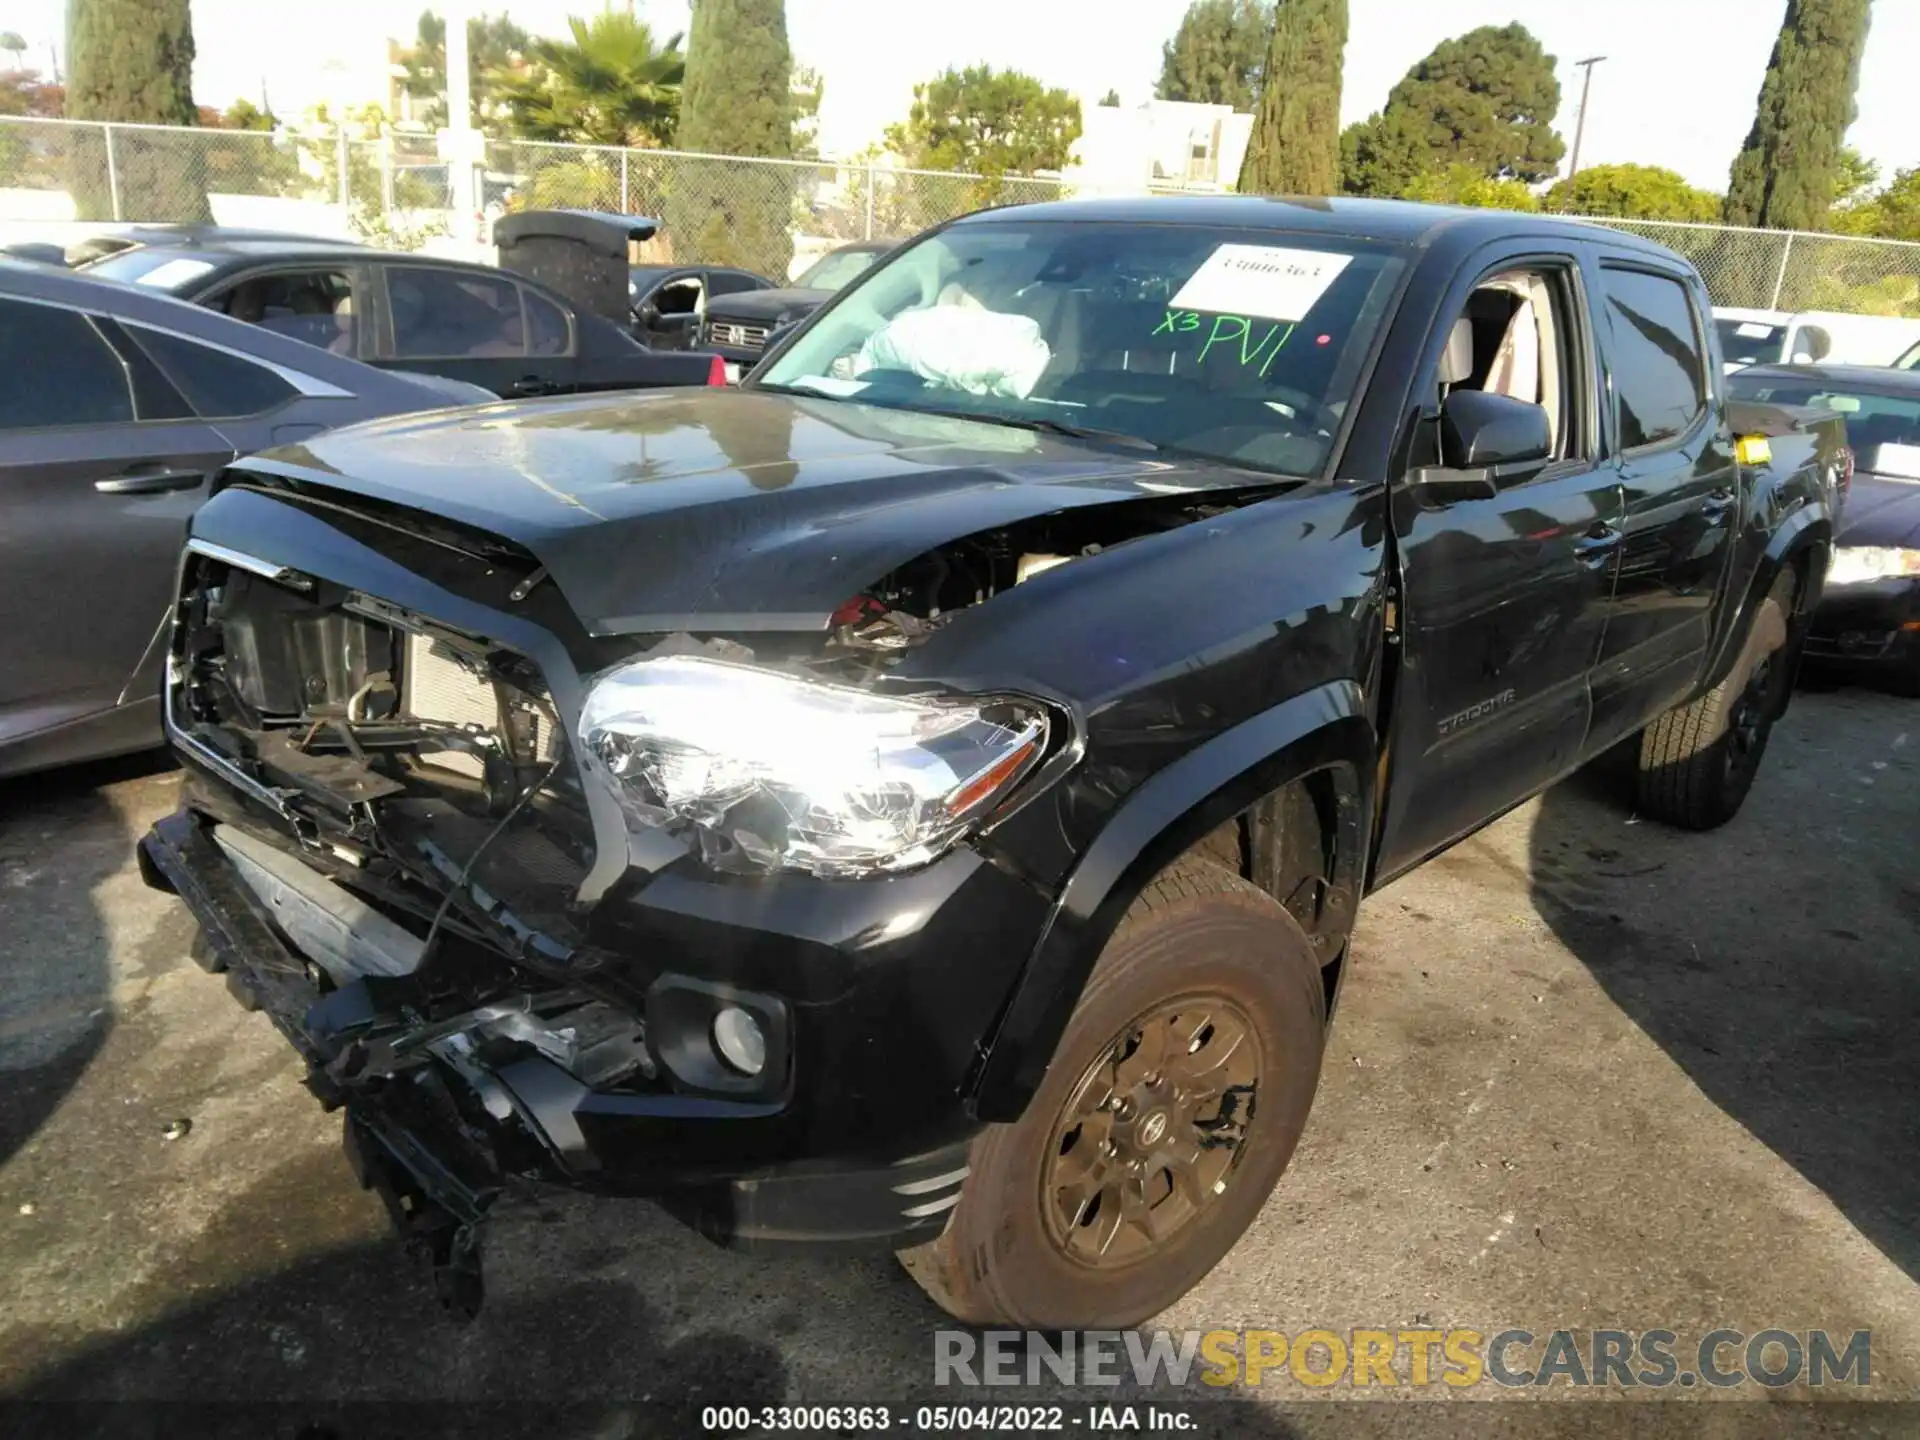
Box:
[855,306,1052,399]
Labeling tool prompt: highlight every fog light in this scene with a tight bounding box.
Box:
[712,1006,767,1076]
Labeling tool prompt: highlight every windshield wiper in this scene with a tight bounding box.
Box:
[1004,416,1160,451]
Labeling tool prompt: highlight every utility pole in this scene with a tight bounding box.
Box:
[1567,55,1607,179]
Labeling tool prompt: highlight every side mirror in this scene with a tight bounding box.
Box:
[1412,390,1553,503]
[1441,390,1553,470]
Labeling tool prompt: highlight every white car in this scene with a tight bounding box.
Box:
[1715,306,1920,372]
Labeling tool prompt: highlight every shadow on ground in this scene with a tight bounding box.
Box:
[1526,701,1920,1284]
[0,750,174,1167]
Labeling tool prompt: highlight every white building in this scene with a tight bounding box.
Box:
[1066,99,1255,196]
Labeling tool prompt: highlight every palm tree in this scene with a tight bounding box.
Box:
[0,33,28,71]
[498,12,684,148]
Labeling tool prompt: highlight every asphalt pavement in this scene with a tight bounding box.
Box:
[0,686,1915,1438]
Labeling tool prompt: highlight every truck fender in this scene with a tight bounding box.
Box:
[1704,505,1831,701]
[968,680,1376,1123]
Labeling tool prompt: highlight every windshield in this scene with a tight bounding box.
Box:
[795,247,883,292]
[1716,318,1789,369]
[83,248,216,291]
[1727,374,1920,451]
[757,220,1407,477]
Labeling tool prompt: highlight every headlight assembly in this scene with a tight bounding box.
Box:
[577,656,1050,878]
[1826,546,1920,587]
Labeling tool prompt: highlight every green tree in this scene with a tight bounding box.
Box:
[66,0,207,220]
[1,33,27,69]
[496,12,683,148]
[886,66,1082,177]
[1402,163,1539,211]
[401,11,532,128]
[1724,0,1873,230]
[1545,163,1721,221]
[1237,0,1347,196]
[1341,23,1565,196]
[1831,145,1880,209]
[1831,166,1920,241]
[1098,89,1122,108]
[1155,0,1271,111]
[672,0,796,276]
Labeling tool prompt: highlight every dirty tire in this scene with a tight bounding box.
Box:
[1635,571,1798,830]
[898,857,1326,1329]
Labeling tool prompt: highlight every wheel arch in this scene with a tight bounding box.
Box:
[1705,508,1830,710]
[968,680,1376,1123]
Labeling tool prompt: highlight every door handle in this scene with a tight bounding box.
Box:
[507,376,558,397]
[1573,523,1622,567]
[94,466,207,495]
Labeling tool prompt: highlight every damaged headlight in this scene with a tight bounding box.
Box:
[577,656,1050,878]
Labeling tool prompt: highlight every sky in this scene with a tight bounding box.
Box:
[8,0,1919,195]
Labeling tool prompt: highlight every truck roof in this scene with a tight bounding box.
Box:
[952,194,1684,260]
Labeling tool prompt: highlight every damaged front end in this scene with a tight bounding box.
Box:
[140,443,1317,1314]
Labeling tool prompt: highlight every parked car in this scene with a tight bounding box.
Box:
[140,198,1834,1326]
[699,239,898,373]
[1715,306,1920,372]
[0,259,494,780]
[79,236,722,397]
[65,223,364,269]
[628,263,776,350]
[1729,363,1920,692]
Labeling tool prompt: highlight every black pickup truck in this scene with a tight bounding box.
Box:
[139,197,1836,1328]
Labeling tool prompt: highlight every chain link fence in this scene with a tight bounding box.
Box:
[6,115,1919,311]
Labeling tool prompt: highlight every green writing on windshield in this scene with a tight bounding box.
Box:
[1152,310,1296,376]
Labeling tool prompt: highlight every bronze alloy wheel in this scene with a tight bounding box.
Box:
[898,857,1325,1329]
[1041,994,1262,1267]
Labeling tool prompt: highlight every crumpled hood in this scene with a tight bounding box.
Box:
[1838,474,1920,548]
[238,387,1282,636]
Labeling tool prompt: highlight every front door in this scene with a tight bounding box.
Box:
[0,297,233,756]
[637,272,706,351]
[1585,263,1739,751]
[1375,258,1624,878]
[378,265,577,397]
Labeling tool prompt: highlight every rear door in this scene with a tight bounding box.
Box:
[1585,262,1739,752]
[376,264,578,397]
[0,295,234,754]
[1375,250,1626,877]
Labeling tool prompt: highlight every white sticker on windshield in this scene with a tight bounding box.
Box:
[1736,322,1775,339]
[134,257,216,289]
[1171,245,1353,322]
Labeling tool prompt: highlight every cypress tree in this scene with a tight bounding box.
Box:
[1725,0,1874,230]
[1236,0,1348,196]
[671,0,795,276]
[67,0,209,221]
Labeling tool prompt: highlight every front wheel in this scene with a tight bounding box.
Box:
[898,858,1326,1329]
[1635,571,1798,830]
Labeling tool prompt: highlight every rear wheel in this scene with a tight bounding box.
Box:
[898,857,1326,1329]
[1635,571,1798,829]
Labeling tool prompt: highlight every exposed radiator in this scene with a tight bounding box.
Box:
[402,634,558,778]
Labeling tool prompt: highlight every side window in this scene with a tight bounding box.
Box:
[127,326,299,418]
[388,267,525,358]
[0,298,134,430]
[525,288,572,356]
[212,269,357,355]
[1599,267,1706,451]
[1434,263,1585,464]
[654,276,704,316]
